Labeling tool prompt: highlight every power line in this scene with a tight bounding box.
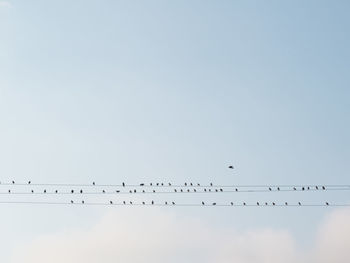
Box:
[0,200,348,207]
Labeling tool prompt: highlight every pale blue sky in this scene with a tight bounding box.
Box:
[0,1,349,262]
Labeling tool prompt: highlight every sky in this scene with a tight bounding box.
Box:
[0,0,349,262]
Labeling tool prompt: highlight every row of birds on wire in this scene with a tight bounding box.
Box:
[1,181,350,188]
[0,183,350,195]
[0,185,349,195]
[0,200,348,207]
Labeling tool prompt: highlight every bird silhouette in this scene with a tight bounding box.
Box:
[28,181,31,184]
[298,202,301,206]
[123,201,126,204]
[269,187,272,191]
[142,202,145,205]
[71,200,74,204]
[31,190,34,193]
[110,201,113,204]
[140,183,144,186]
[202,201,205,205]
[92,182,95,186]
[8,190,10,193]
[326,202,329,206]
[210,183,213,186]
[82,200,85,204]
[80,190,83,194]
[272,202,276,206]
[44,189,46,193]
[71,190,74,193]
[151,200,154,205]
[231,202,234,206]
[12,181,15,184]
[174,189,177,192]
[55,190,58,193]
[102,190,106,193]
[228,165,234,169]
[172,202,175,205]
[322,186,326,190]
[257,202,260,206]
[212,203,217,206]
[122,182,125,187]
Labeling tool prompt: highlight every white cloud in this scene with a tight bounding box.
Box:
[10,208,350,263]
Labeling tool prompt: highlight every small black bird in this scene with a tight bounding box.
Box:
[212,202,217,206]
[326,202,329,206]
[71,200,74,204]
[31,190,34,193]
[298,202,301,206]
[80,190,83,194]
[123,201,126,204]
[202,201,205,205]
[231,202,234,206]
[174,189,177,192]
[272,202,276,206]
[140,183,144,186]
[110,201,113,204]
[122,182,125,187]
[142,202,145,205]
[71,190,74,193]
[55,190,58,193]
[82,200,85,204]
[12,181,15,184]
[210,183,213,186]
[92,182,95,186]
[28,181,31,184]
[243,202,246,206]
[228,165,234,169]
[172,202,175,205]
[322,186,326,190]
[44,189,46,193]
[257,202,260,206]
[151,200,154,205]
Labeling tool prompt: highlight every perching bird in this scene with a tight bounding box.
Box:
[142,202,145,205]
[44,189,46,193]
[269,187,272,191]
[210,183,213,186]
[82,200,85,204]
[70,200,74,204]
[172,202,175,205]
[322,186,326,190]
[12,181,15,184]
[80,190,83,194]
[71,190,74,193]
[228,165,234,169]
[92,182,95,186]
[140,183,144,186]
[212,203,217,206]
[326,202,329,206]
[123,201,126,204]
[28,181,31,184]
[151,200,154,205]
[31,190,34,193]
[122,182,125,187]
[174,189,177,192]
[231,202,234,206]
[202,201,205,205]
[55,190,58,193]
[257,202,260,206]
[298,202,301,206]
[102,190,106,193]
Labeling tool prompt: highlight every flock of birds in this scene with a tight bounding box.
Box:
[0,167,348,207]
